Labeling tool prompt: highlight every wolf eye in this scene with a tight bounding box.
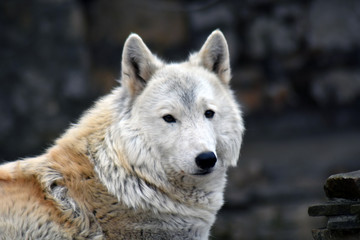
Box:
[204,110,215,119]
[162,114,176,123]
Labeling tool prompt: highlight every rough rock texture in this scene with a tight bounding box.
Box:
[309,171,360,240]
[312,229,360,240]
[325,171,360,200]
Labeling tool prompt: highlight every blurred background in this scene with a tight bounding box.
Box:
[1,0,360,239]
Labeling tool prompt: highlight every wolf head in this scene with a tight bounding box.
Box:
[117,30,244,181]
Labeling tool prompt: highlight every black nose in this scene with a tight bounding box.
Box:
[195,152,217,170]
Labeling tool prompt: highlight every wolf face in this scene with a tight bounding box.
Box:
[119,30,244,181]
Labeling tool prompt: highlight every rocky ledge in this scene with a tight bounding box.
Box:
[309,170,360,240]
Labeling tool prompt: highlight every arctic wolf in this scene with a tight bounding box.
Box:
[0,30,244,239]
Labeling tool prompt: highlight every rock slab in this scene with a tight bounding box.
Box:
[309,171,360,239]
[325,171,360,200]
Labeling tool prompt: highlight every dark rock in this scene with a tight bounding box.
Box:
[309,171,360,239]
[312,229,360,240]
[324,171,360,200]
[351,204,360,214]
[327,215,360,230]
[309,202,355,217]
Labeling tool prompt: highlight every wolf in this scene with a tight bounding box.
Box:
[0,30,244,239]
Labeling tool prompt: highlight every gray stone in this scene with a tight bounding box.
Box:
[351,204,360,214]
[325,171,360,200]
[309,171,360,239]
[327,215,360,230]
[308,202,355,217]
[312,229,360,240]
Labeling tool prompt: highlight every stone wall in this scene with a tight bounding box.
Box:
[1,0,360,239]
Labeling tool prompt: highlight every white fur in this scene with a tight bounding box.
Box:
[92,30,245,239]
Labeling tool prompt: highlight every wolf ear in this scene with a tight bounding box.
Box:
[121,34,163,97]
[195,30,231,85]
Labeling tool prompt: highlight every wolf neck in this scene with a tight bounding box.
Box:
[92,141,222,228]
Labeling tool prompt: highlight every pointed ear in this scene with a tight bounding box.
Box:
[195,30,231,85]
[121,34,163,97]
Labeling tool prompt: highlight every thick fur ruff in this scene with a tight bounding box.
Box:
[0,30,244,240]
